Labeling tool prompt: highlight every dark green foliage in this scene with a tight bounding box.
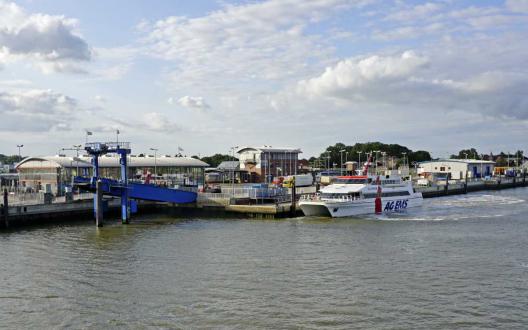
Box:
[0,154,23,165]
[200,153,237,168]
[450,148,480,159]
[314,142,432,168]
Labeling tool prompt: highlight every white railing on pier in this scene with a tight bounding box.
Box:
[5,191,94,206]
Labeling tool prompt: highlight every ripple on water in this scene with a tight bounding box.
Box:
[1,188,528,328]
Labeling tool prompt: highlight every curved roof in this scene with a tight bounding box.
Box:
[419,159,495,165]
[16,155,209,169]
[236,146,302,154]
[16,156,92,169]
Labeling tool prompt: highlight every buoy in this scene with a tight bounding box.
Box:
[375,175,382,214]
[375,196,382,214]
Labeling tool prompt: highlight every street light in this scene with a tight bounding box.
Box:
[339,149,346,175]
[230,146,238,193]
[411,161,418,179]
[150,148,158,177]
[373,150,380,174]
[73,144,82,176]
[401,152,407,169]
[16,144,24,161]
[357,151,362,174]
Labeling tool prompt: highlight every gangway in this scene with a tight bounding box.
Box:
[73,142,197,226]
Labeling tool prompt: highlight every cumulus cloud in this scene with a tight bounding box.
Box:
[289,49,528,121]
[296,51,429,99]
[0,1,91,73]
[141,0,369,91]
[0,89,79,131]
[506,0,528,13]
[142,112,181,132]
[170,96,210,110]
[384,2,443,21]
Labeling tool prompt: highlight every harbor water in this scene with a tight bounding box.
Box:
[1,187,528,329]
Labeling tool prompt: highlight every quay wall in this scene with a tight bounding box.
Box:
[1,177,526,228]
[417,177,526,198]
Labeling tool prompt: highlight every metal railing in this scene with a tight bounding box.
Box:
[5,191,93,206]
[198,187,289,200]
[85,142,131,152]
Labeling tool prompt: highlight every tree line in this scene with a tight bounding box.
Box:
[0,154,23,165]
[308,142,432,169]
[450,148,524,167]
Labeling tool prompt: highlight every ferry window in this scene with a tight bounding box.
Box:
[435,167,438,170]
[440,166,445,171]
[334,178,367,184]
[381,191,410,197]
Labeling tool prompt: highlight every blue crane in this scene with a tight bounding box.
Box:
[74,142,197,226]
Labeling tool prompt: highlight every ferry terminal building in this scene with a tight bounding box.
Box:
[16,154,209,194]
[236,146,302,183]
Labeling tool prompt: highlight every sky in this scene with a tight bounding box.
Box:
[0,0,527,159]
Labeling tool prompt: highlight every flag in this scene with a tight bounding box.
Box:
[86,131,93,135]
[178,146,184,151]
[116,129,120,134]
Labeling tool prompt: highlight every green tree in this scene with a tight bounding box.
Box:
[409,150,432,163]
[450,148,479,159]
[200,153,237,168]
[0,154,23,165]
[316,142,417,169]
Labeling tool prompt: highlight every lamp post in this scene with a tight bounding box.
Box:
[284,150,287,176]
[326,154,331,171]
[357,151,362,174]
[340,149,345,175]
[16,144,24,161]
[480,154,484,179]
[73,144,82,176]
[150,148,158,177]
[374,150,380,174]
[345,151,349,174]
[401,152,407,170]
[230,146,238,193]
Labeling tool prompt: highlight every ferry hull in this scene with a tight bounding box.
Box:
[299,194,423,218]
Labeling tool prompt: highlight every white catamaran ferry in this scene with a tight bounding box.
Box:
[299,174,423,218]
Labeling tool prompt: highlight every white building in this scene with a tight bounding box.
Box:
[418,159,495,180]
[236,146,302,183]
[16,154,208,194]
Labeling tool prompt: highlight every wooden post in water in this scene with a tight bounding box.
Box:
[464,171,468,194]
[2,188,8,228]
[95,180,103,227]
[290,177,296,216]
